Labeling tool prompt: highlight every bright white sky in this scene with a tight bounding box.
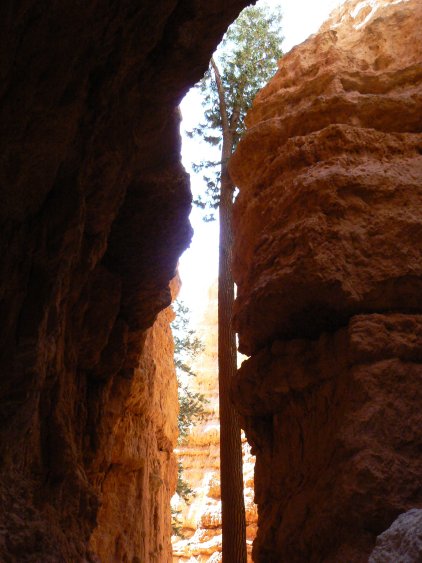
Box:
[178,0,344,319]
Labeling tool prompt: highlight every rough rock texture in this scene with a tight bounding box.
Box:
[233,313,422,562]
[369,508,422,562]
[172,284,257,562]
[231,0,422,355]
[89,284,179,563]
[0,1,250,561]
[230,0,422,561]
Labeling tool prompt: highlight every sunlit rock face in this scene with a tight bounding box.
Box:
[0,1,250,561]
[88,281,179,562]
[172,283,257,562]
[230,0,422,561]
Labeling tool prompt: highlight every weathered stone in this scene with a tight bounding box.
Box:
[369,509,422,563]
[0,1,250,560]
[233,314,422,561]
[89,294,179,562]
[230,0,422,356]
[230,0,422,561]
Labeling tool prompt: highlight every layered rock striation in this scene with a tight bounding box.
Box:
[0,1,250,561]
[230,0,422,561]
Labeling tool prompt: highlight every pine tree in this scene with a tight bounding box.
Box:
[172,300,206,443]
[171,300,206,536]
[187,5,283,560]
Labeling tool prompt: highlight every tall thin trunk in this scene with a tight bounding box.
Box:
[212,56,247,563]
[218,167,247,563]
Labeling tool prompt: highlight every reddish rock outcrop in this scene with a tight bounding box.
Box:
[89,286,179,562]
[230,0,422,561]
[234,313,422,561]
[0,1,249,561]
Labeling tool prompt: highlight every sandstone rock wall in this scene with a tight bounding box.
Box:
[172,284,257,562]
[89,285,179,563]
[0,1,250,560]
[230,0,422,561]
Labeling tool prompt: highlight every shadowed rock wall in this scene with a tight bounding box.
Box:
[230,0,422,561]
[0,1,249,561]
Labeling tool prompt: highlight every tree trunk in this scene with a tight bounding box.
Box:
[210,55,246,562]
[218,151,247,563]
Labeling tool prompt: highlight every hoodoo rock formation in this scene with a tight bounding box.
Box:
[0,1,250,561]
[172,284,257,562]
[230,0,422,561]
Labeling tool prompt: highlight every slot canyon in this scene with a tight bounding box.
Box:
[0,1,421,563]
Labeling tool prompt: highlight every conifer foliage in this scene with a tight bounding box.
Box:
[172,300,206,443]
[190,4,283,219]
[171,300,206,536]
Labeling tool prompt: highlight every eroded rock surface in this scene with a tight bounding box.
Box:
[230,0,422,561]
[0,1,249,561]
[369,508,422,563]
[234,313,422,562]
[89,288,179,562]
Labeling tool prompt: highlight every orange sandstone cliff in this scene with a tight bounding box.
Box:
[0,1,251,561]
[2,0,422,560]
[89,280,179,562]
[230,0,422,561]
